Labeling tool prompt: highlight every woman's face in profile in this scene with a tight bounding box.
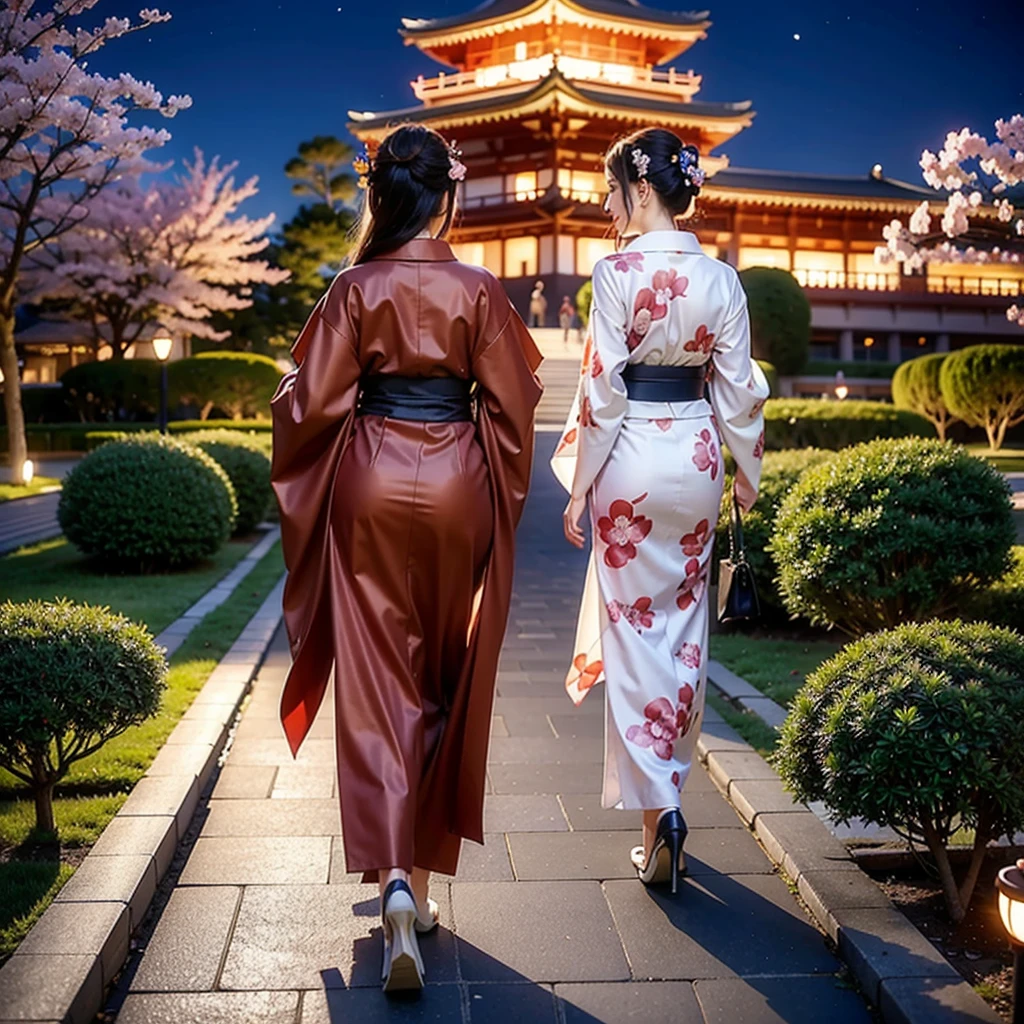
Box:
[603,170,631,236]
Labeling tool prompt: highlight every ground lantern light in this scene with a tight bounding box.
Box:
[997,863,1024,1024]
[21,460,34,485]
[834,370,849,401]
[152,330,173,434]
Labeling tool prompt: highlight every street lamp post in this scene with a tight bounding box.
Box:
[152,330,173,435]
[997,862,1024,1024]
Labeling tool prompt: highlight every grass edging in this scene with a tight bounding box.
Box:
[0,555,285,1022]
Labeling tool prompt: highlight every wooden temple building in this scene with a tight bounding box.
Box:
[348,0,1023,379]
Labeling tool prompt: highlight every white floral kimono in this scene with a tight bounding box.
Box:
[552,229,768,811]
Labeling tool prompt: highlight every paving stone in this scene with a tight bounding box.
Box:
[498,710,557,737]
[558,795,643,831]
[212,765,277,799]
[436,835,515,882]
[695,717,751,757]
[879,975,1003,1023]
[493,696,601,718]
[203,798,340,837]
[227,737,335,766]
[680,791,747,829]
[797,869,893,942]
[487,736,603,763]
[327,836,378,884]
[15,901,127,986]
[705,750,779,791]
[118,991,299,1023]
[118,774,200,839]
[738,696,789,731]
[753,811,859,880]
[548,713,604,738]
[695,976,872,1023]
[728,776,803,826]
[0,953,101,1024]
[54,854,156,930]
[271,764,335,799]
[603,873,838,980]
[179,836,331,885]
[483,794,568,833]
[300,985,465,1023]
[88,815,177,877]
[452,880,629,983]
[219,883,456,989]
[507,831,636,880]
[145,742,218,788]
[491,715,510,737]
[558,981,703,1022]
[130,886,239,992]
[488,763,604,795]
[681,826,775,876]
[833,906,960,1003]
[707,660,764,701]
[467,983,559,1022]
[181,701,237,727]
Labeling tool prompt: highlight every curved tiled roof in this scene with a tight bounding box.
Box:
[400,0,710,36]
[709,167,937,202]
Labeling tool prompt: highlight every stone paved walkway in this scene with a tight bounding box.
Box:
[113,435,872,1024]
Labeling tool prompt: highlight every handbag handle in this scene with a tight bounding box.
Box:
[728,491,747,564]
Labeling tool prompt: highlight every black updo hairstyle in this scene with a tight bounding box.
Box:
[604,127,702,232]
[352,124,458,265]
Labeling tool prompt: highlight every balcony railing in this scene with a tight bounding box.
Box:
[792,269,901,291]
[792,268,1024,296]
[460,187,603,210]
[926,275,1024,297]
[412,52,699,102]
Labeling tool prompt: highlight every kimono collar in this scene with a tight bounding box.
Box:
[623,230,704,255]
[370,237,457,262]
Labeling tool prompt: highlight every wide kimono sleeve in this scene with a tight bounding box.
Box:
[270,282,362,756]
[709,272,769,494]
[550,256,630,498]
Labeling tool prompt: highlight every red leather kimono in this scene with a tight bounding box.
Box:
[270,238,542,879]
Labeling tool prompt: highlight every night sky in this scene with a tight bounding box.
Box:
[88,0,1020,231]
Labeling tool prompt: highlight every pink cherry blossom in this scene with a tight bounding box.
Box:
[609,251,644,273]
[676,643,701,669]
[692,428,719,479]
[626,698,678,760]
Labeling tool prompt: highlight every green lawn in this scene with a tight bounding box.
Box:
[1,536,255,635]
[0,540,284,961]
[0,478,60,503]
[969,444,1024,474]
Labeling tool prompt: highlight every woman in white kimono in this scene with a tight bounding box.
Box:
[552,128,768,894]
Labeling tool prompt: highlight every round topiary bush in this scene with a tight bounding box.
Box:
[770,437,1014,635]
[60,359,162,422]
[169,351,283,421]
[0,599,167,835]
[891,352,956,441]
[181,430,272,535]
[738,267,811,375]
[717,448,836,616]
[773,619,1024,922]
[764,398,930,450]
[58,433,237,571]
[939,343,1024,450]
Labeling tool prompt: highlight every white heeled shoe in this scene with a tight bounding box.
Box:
[414,896,439,934]
[380,879,425,992]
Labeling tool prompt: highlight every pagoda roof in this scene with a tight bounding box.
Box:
[348,67,752,139]
[400,0,710,38]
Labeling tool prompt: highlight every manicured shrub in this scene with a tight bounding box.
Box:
[892,352,956,440]
[771,437,1014,635]
[773,619,1024,922]
[939,343,1024,450]
[756,360,778,397]
[169,351,283,421]
[58,434,237,571]
[739,267,811,375]
[717,448,836,617]
[803,360,898,381]
[60,359,161,422]
[181,430,272,535]
[575,279,593,330]
[764,398,930,450]
[965,546,1024,630]
[0,599,166,835]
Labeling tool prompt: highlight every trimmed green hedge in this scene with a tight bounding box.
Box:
[966,545,1024,630]
[802,360,899,381]
[169,352,282,421]
[892,352,954,440]
[60,360,161,422]
[940,343,1024,451]
[180,430,272,535]
[1,420,272,454]
[764,398,930,449]
[739,267,811,375]
[756,360,778,397]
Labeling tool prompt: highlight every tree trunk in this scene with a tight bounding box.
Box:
[922,822,965,922]
[0,306,28,488]
[32,779,56,836]
[935,414,947,443]
[993,417,1008,452]
[200,401,214,421]
[957,827,991,916]
[985,419,998,450]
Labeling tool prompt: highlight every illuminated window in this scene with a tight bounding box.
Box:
[569,170,602,204]
[514,41,527,61]
[452,242,485,267]
[576,237,616,276]
[699,242,720,259]
[793,250,844,287]
[737,247,792,271]
[513,171,537,202]
[504,236,538,278]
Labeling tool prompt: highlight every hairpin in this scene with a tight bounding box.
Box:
[631,147,650,179]
[446,139,467,182]
[353,150,371,190]
[672,147,705,188]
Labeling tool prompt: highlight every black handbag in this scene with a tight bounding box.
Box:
[717,493,761,625]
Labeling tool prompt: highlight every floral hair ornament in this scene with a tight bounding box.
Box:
[446,139,467,181]
[672,147,705,188]
[353,149,371,190]
[631,147,651,180]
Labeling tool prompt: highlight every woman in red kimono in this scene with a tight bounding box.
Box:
[270,124,542,992]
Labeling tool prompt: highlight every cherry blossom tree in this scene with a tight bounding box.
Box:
[1,0,190,485]
[25,150,290,358]
[876,116,1024,326]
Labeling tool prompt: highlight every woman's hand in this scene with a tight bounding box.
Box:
[563,494,588,548]
[734,468,756,512]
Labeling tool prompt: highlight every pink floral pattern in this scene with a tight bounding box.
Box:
[610,251,644,273]
[679,518,710,557]
[749,397,766,419]
[753,429,765,460]
[626,269,689,351]
[597,495,653,569]
[626,697,678,760]
[683,324,715,355]
[676,557,707,611]
[692,428,719,479]
[676,642,701,669]
[607,596,655,633]
[555,428,577,456]
[671,771,681,787]
[579,395,595,428]
[569,654,603,694]
[650,417,672,432]
[591,350,603,378]
[676,682,697,736]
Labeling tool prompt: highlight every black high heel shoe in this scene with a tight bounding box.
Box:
[630,808,688,895]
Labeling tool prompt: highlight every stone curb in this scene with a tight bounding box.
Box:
[695,716,1001,1023]
[0,574,286,1024]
